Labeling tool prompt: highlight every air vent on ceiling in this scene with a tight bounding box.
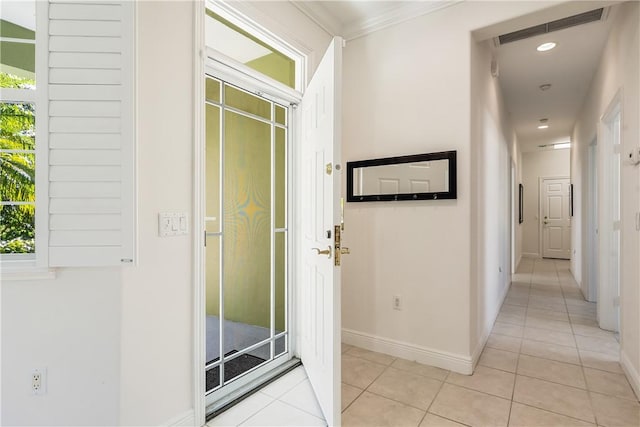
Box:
[498,8,604,45]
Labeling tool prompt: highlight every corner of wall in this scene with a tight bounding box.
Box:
[621,350,640,401]
[162,409,196,427]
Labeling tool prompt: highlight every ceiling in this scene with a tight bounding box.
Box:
[291,1,617,152]
[291,1,460,41]
[494,7,615,152]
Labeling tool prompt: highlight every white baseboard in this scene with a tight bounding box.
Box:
[342,328,473,374]
[162,409,195,427]
[522,252,540,259]
[620,350,640,400]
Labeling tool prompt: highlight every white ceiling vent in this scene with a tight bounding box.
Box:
[497,8,606,45]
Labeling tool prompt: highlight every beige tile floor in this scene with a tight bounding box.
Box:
[342,259,640,427]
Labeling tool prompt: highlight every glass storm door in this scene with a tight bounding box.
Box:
[204,76,290,403]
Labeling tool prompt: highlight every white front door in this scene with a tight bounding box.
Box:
[541,177,571,259]
[298,37,343,426]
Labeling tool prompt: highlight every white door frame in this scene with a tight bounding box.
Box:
[193,3,309,424]
[538,176,570,259]
[586,138,598,302]
[511,160,516,273]
[597,91,622,332]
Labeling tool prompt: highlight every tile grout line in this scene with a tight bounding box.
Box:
[557,258,601,426]
[507,259,532,426]
[418,378,449,426]
[274,397,325,422]
[511,259,591,425]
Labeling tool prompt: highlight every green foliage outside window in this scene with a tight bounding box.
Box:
[1,72,36,254]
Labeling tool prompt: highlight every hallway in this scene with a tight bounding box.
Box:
[341,259,640,426]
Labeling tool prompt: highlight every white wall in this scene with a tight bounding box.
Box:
[1,269,122,426]
[571,1,640,396]
[118,2,195,424]
[470,38,520,360]
[521,149,570,257]
[341,1,565,373]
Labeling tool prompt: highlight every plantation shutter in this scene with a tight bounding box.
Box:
[46,1,135,267]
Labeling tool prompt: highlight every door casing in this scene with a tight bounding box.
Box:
[598,92,622,333]
[193,3,308,424]
[539,176,571,260]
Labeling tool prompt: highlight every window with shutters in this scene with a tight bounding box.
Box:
[1,1,135,274]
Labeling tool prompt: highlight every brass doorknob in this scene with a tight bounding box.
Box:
[312,246,332,258]
[341,247,350,255]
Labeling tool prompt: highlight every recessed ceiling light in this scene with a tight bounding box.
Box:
[554,143,571,149]
[537,42,557,52]
[538,124,549,129]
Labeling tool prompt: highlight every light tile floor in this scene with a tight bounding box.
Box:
[341,259,640,426]
[208,258,639,426]
[207,365,326,426]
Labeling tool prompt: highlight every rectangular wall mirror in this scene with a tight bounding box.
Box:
[347,151,457,202]
[519,183,524,224]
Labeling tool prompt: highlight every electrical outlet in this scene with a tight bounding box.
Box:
[392,295,402,311]
[32,368,46,395]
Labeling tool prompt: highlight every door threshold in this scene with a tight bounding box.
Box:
[205,357,302,421]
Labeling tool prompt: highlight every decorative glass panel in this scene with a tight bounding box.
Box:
[205,103,221,233]
[205,365,220,393]
[205,234,221,364]
[223,344,270,384]
[225,84,271,120]
[275,231,286,333]
[223,110,271,352]
[275,104,286,126]
[275,127,285,229]
[205,77,221,103]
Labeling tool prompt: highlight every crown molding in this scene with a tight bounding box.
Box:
[290,1,344,37]
[344,1,463,41]
[291,1,463,42]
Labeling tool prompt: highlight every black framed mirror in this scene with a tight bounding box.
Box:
[346,151,457,202]
[519,183,524,224]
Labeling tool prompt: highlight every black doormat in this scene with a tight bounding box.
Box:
[206,351,266,392]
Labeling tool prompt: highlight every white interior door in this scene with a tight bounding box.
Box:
[541,177,571,259]
[298,37,342,426]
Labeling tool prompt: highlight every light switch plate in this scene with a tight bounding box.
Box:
[158,212,189,237]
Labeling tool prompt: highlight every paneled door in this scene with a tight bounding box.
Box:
[541,177,571,259]
[298,37,343,426]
